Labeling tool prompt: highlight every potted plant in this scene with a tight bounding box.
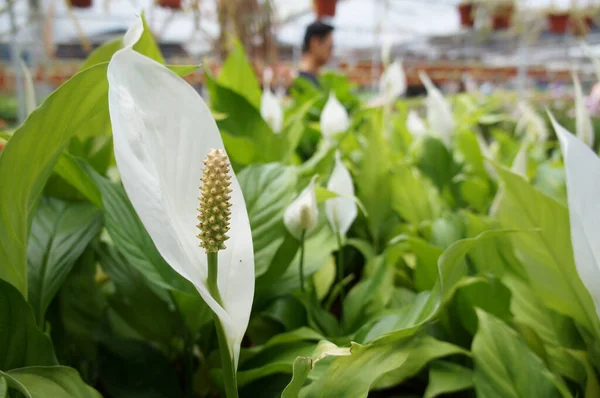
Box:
[69,0,92,8]
[314,0,337,19]
[459,1,477,27]
[158,0,181,9]
[547,8,570,34]
[491,0,514,30]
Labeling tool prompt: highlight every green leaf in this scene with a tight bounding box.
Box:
[300,335,466,397]
[391,165,443,227]
[0,279,57,370]
[1,366,100,398]
[217,40,261,109]
[416,136,459,190]
[424,361,474,398]
[53,154,102,208]
[85,167,195,297]
[455,278,512,335]
[27,197,102,325]
[472,310,568,398]
[0,377,6,398]
[96,243,183,346]
[98,338,182,398]
[81,39,122,70]
[495,165,600,337]
[132,15,165,64]
[238,163,297,276]
[281,357,312,398]
[392,235,443,291]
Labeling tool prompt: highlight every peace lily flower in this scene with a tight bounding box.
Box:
[511,142,528,178]
[284,176,319,240]
[320,92,350,141]
[107,18,254,382]
[419,71,455,147]
[406,110,427,137]
[326,152,357,237]
[552,117,600,319]
[516,102,549,144]
[260,88,283,133]
[381,37,393,67]
[379,60,407,104]
[573,72,595,148]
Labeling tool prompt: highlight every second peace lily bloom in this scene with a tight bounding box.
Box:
[320,92,350,141]
[107,19,254,371]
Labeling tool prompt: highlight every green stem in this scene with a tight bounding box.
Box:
[335,232,345,318]
[299,229,307,293]
[207,252,239,398]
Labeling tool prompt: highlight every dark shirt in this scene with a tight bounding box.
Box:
[298,71,320,87]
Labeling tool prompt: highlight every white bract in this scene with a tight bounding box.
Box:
[552,117,600,319]
[263,66,273,86]
[284,176,319,240]
[516,102,549,144]
[406,110,427,137]
[379,60,406,104]
[419,71,455,147]
[260,88,283,133]
[381,37,393,67]
[320,92,350,140]
[18,58,36,116]
[107,18,254,368]
[326,152,357,237]
[573,72,595,148]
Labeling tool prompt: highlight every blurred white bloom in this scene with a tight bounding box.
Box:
[284,176,319,240]
[107,18,254,368]
[552,117,600,319]
[263,66,273,86]
[320,92,350,140]
[260,88,283,133]
[326,152,357,237]
[516,102,549,144]
[573,72,595,148]
[406,110,427,137]
[381,37,393,67]
[379,60,406,104]
[419,71,455,147]
[511,142,528,177]
[18,58,36,116]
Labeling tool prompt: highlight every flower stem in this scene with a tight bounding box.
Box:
[299,229,307,293]
[207,252,239,398]
[335,232,345,318]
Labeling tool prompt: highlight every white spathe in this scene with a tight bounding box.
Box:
[552,116,600,319]
[284,176,319,240]
[320,92,350,140]
[107,18,254,369]
[379,60,407,104]
[516,102,549,144]
[381,37,393,67]
[573,73,595,148]
[511,142,528,178]
[406,110,427,137]
[260,88,283,133]
[326,152,357,237]
[419,71,455,147]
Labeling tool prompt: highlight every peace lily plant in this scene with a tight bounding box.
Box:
[320,92,350,141]
[419,71,455,147]
[108,18,253,397]
[260,67,283,133]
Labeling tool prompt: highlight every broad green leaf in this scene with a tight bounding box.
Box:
[391,165,443,227]
[416,136,459,190]
[217,40,261,109]
[455,130,487,178]
[97,243,183,346]
[98,338,182,398]
[238,163,297,276]
[53,154,102,208]
[392,235,443,291]
[86,168,196,298]
[423,361,474,398]
[299,335,466,397]
[455,278,512,334]
[81,39,122,70]
[495,165,600,336]
[472,310,569,398]
[27,197,102,325]
[132,15,165,64]
[1,366,99,398]
[0,279,57,370]
[0,377,5,397]
[281,357,311,398]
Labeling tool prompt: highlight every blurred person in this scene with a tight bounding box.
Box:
[298,21,334,87]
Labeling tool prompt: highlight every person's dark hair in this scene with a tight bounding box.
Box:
[302,21,334,53]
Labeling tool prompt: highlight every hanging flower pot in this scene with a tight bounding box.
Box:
[69,0,92,8]
[314,0,337,19]
[158,0,181,9]
[458,3,476,27]
[570,13,593,37]
[548,12,569,34]
[492,5,513,30]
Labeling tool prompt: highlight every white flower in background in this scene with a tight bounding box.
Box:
[320,92,350,140]
[406,110,427,137]
[284,176,319,240]
[419,71,455,147]
[379,60,407,104]
[516,102,549,144]
[263,66,273,87]
[552,117,600,319]
[18,58,36,116]
[260,88,283,133]
[326,152,357,237]
[107,18,254,368]
[511,142,528,178]
[573,72,595,148]
[381,37,393,67]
